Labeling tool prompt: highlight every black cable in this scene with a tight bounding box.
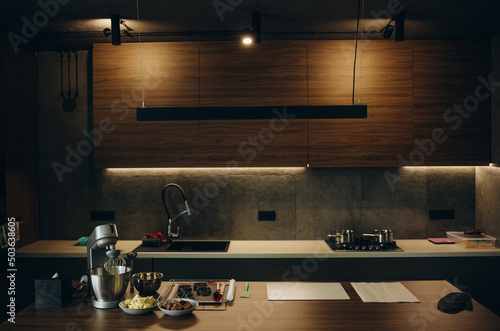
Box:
[74,51,79,98]
[59,51,64,99]
[67,51,71,98]
[352,0,361,106]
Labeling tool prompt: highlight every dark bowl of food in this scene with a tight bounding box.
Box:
[158,298,198,316]
[132,272,163,295]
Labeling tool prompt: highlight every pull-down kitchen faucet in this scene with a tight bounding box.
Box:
[161,183,192,242]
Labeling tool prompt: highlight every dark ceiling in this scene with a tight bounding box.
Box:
[2,0,500,51]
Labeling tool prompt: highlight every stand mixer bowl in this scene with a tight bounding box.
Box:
[88,266,132,308]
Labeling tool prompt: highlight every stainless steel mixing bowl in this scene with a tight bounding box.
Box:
[88,266,132,304]
[132,272,163,295]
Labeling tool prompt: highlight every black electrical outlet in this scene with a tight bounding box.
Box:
[90,211,115,222]
[258,211,276,221]
[429,210,455,220]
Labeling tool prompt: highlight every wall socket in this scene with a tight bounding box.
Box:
[258,211,276,221]
[429,210,455,220]
[90,211,115,222]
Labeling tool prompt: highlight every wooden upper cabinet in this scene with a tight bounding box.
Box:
[93,43,200,168]
[92,40,490,168]
[308,41,414,166]
[198,42,308,166]
[413,41,490,165]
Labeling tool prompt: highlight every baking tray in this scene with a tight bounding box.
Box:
[158,279,229,311]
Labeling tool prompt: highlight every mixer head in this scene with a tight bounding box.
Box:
[87,223,120,270]
[88,224,118,248]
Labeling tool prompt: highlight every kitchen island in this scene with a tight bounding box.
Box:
[1,281,499,330]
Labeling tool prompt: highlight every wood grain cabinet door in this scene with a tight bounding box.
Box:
[93,43,200,167]
[308,41,414,167]
[413,41,490,166]
[198,42,308,167]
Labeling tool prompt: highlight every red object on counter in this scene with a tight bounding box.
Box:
[142,232,164,247]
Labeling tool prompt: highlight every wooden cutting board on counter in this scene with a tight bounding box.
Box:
[266,282,350,300]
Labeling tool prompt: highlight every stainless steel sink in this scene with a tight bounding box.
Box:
[165,241,230,252]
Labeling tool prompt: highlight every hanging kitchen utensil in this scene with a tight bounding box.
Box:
[59,51,79,112]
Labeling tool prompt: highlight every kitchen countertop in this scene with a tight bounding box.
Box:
[1,280,499,330]
[16,239,500,259]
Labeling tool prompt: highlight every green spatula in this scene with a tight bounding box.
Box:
[240,282,251,298]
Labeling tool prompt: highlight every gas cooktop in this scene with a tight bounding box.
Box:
[325,238,404,252]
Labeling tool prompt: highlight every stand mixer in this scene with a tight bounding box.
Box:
[86,223,132,308]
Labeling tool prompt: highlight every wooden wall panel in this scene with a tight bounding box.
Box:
[199,42,307,106]
[93,43,199,108]
[308,41,414,167]
[93,109,199,168]
[0,38,38,246]
[414,41,490,165]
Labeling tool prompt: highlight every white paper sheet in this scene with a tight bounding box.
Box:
[267,282,350,300]
[351,282,420,303]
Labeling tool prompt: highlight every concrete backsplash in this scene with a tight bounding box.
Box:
[37,51,477,241]
[38,166,477,241]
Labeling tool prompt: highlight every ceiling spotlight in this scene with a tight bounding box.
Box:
[395,10,404,42]
[111,14,121,45]
[383,25,394,39]
[242,28,253,44]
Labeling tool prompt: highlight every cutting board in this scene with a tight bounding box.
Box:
[266,282,350,300]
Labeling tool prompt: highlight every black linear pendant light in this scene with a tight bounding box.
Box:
[137,106,367,121]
